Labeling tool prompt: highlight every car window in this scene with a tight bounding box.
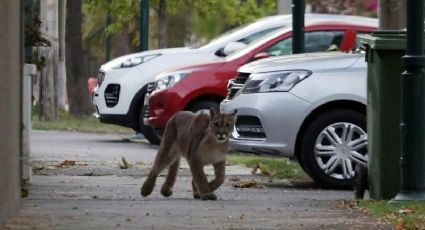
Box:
[237,27,282,45]
[263,37,293,56]
[263,31,345,57]
[305,31,345,52]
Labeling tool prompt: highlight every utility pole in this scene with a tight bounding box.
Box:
[292,0,304,54]
[140,0,149,51]
[394,0,425,201]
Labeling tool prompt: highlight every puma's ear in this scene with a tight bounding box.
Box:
[210,107,219,118]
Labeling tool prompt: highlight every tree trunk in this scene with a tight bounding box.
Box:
[58,0,67,109]
[157,0,168,48]
[39,0,59,120]
[166,8,190,47]
[39,46,57,121]
[378,0,406,30]
[113,24,132,57]
[65,0,93,116]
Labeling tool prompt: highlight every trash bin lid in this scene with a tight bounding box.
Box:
[358,30,407,50]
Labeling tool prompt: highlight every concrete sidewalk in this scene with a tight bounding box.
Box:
[4,131,392,229]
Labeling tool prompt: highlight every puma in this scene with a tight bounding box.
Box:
[141,107,237,200]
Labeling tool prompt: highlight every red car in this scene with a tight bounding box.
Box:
[143,17,377,144]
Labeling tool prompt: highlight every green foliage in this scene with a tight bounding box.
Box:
[84,0,140,36]
[196,0,275,25]
[226,153,309,180]
[82,0,276,63]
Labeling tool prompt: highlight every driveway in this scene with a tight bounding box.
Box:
[5,130,392,229]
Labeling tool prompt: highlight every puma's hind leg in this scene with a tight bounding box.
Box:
[192,179,200,199]
[160,157,180,197]
[141,167,160,197]
[141,118,178,197]
[141,147,179,197]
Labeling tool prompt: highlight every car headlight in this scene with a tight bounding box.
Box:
[242,70,312,93]
[155,71,192,90]
[112,54,160,69]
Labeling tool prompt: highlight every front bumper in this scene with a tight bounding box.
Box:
[143,87,186,128]
[93,112,135,129]
[221,91,311,157]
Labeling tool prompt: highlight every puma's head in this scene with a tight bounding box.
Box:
[209,107,237,143]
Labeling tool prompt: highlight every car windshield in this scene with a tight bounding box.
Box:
[197,19,289,51]
[225,27,291,61]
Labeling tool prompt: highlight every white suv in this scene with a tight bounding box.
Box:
[92,14,370,141]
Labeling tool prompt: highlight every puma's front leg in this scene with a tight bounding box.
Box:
[189,159,216,200]
[209,161,225,192]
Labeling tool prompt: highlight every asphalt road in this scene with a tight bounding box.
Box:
[5,130,393,229]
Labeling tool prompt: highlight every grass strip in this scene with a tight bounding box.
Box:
[226,152,309,180]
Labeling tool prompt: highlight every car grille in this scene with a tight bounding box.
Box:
[234,72,250,84]
[104,84,120,107]
[143,82,156,118]
[143,104,150,118]
[147,82,156,94]
[226,72,250,100]
[97,70,105,87]
[235,116,266,138]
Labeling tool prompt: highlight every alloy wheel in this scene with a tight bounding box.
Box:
[314,122,368,180]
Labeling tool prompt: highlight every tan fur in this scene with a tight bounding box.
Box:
[141,107,236,200]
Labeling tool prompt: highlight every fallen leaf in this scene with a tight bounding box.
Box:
[58,160,76,168]
[118,157,132,169]
[232,179,258,188]
[228,176,241,182]
[32,165,44,170]
[251,162,275,176]
[396,218,407,230]
[398,208,416,215]
[83,172,95,176]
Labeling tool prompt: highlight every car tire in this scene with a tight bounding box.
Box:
[142,125,163,145]
[189,101,219,114]
[299,109,367,188]
[138,106,162,145]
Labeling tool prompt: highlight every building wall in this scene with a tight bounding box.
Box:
[0,1,22,227]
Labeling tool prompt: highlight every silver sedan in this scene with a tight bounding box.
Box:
[221,52,368,188]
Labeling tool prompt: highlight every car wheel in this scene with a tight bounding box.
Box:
[189,101,219,114]
[138,105,162,145]
[142,125,163,145]
[300,109,367,188]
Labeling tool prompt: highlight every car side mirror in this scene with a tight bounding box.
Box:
[252,52,269,61]
[222,41,247,56]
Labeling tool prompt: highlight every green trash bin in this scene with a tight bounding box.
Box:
[358,31,406,200]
